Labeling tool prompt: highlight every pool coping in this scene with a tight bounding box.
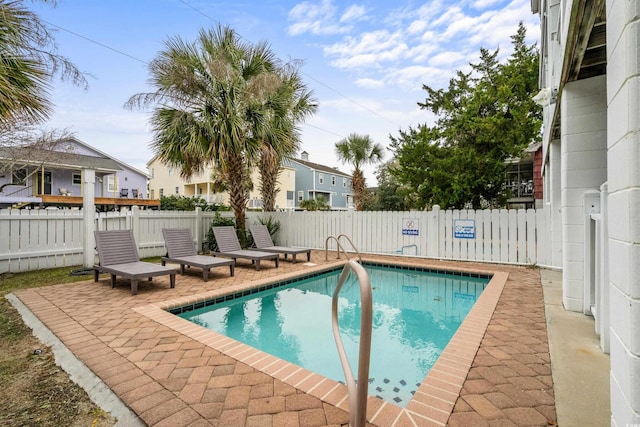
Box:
[133,258,508,427]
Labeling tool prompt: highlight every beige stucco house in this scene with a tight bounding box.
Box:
[147,155,296,210]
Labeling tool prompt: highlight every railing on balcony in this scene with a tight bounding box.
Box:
[507,180,534,198]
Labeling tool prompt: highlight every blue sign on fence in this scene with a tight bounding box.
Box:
[454,219,476,239]
[402,218,419,236]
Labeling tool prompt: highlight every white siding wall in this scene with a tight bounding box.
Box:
[560,76,608,312]
[607,0,640,423]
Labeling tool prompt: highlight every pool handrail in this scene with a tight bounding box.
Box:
[324,234,363,264]
[332,259,372,427]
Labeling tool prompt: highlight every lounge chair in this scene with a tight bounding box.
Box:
[161,228,234,281]
[212,226,279,270]
[250,224,311,263]
[93,229,176,295]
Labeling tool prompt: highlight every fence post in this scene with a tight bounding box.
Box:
[195,207,202,252]
[83,169,96,268]
[427,205,440,258]
[131,206,140,243]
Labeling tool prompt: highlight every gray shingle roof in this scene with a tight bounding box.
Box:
[0,146,122,172]
[289,158,351,177]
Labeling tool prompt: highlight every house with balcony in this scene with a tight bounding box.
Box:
[532,0,638,423]
[505,142,543,209]
[286,151,354,210]
[147,155,296,210]
[0,137,157,210]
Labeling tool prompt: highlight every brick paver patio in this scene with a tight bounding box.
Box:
[12,252,556,426]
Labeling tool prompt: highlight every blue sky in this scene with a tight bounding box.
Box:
[31,0,539,184]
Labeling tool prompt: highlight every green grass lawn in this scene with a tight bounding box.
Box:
[0,259,159,426]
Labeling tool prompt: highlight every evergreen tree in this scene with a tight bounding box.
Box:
[390,22,541,209]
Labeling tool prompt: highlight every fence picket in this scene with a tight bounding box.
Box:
[467,210,477,261]
[517,210,527,264]
[452,210,461,260]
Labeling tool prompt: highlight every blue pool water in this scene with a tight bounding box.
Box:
[177,264,490,406]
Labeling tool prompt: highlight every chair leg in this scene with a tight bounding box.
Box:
[306,251,311,262]
[131,280,138,295]
[203,269,209,282]
[229,265,235,277]
[255,260,261,271]
[170,274,175,288]
[110,274,117,288]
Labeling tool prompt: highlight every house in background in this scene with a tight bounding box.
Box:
[532,0,639,423]
[505,142,543,209]
[147,155,297,210]
[0,137,157,210]
[287,151,353,210]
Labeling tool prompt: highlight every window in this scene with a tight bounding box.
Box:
[107,176,118,192]
[151,168,154,178]
[72,173,81,185]
[343,178,347,188]
[159,188,164,197]
[168,168,173,176]
[175,186,179,194]
[318,173,324,184]
[12,168,26,185]
[286,191,294,200]
[248,198,263,208]
[331,175,336,186]
[298,191,303,202]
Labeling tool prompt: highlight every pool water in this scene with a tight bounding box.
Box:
[178,264,489,406]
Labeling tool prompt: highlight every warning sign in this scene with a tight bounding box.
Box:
[454,219,476,239]
[402,218,419,236]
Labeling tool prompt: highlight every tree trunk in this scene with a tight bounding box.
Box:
[351,169,366,211]
[259,147,279,212]
[226,152,248,236]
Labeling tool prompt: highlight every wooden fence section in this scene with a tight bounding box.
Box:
[0,206,554,273]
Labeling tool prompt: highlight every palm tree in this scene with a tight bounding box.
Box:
[257,62,317,212]
[0,0,86,128]
[335,133,384,210]
[127,25,284,235]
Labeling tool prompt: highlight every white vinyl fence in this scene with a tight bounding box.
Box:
[0,205,556,274]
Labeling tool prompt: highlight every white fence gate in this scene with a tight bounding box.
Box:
[0,205,555,274]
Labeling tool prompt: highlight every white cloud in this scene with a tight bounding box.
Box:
[287,0,367,36]
[385,65,452,90]
[355,78,384,88]
[324,30,409,69]
[472,0,503,9]
[340,5,367,23]
[429,50,467,67]
[407,20,427,35]
[407,43,438,63]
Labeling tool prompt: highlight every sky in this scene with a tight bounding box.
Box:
[31,0,540,184]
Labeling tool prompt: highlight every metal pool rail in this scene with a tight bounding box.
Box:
[332,259,372,427]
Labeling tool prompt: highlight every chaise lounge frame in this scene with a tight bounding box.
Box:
[161,228,235,281]
[250,224,311,263]
[212,226,279,271]
[93,229,176,295]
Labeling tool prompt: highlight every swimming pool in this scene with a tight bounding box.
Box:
[175,263,490,407]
